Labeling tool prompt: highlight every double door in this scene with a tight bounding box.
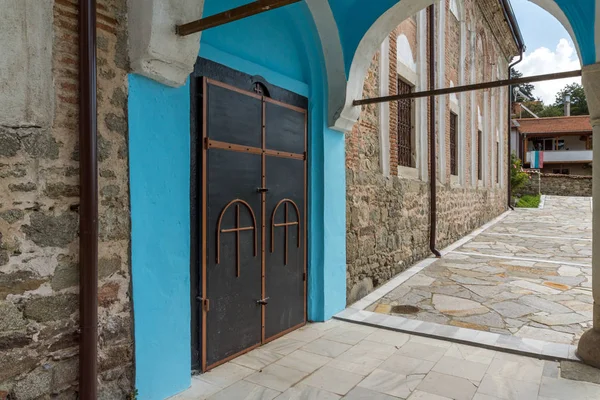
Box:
[200,77,307,371]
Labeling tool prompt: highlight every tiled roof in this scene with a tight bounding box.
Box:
[516,116,592,134]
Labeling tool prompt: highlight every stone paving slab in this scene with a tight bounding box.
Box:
[359,196,593,346]
[170,320,600,400]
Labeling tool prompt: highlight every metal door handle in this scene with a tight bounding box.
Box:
[256,297,270,305]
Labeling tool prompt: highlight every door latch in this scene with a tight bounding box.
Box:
[256,297,270,305]
[197,297,210,312]
[256,187,269,193]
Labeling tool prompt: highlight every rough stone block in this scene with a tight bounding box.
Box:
[23,294,78,323]
[22,212,78,248]
[0,301,27,332]
[0,271,46,300]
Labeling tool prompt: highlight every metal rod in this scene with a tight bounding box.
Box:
[507,52,524,210]
[177,0,302,36]
[354,69,582,106]
[79,0,98,398]
[429,5,441,259]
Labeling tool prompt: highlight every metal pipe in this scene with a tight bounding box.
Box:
[353,69,582,106]
[507,52,524,210]
[429,5,441,258]
[79,0,98,398]
[177,0,302,36]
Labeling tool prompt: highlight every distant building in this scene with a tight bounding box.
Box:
[512,116,593,175]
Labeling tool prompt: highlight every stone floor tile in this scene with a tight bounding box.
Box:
[416,371,477,400]
[207,380,280,400]
[343,340,398,361]
[173,378,221,399]
[364,329,411,347]
[444,343,495,364]
[471,394,503,400]
[542,360,560,378]
[275,384,341,400]
[232,349,284,370]
[358,369,424,398]
[476,375,540,400]
[263,338,308,356]
[286,327,327,343]
[329,351,384,376]
[431,356,488,382]
[378,354,435,376]
[515,326,574,344]
[301,366,364,395]
[245,364,309,392]
[197,363,255,389]
[275,350,332,374]
[322,327,373,345]
[301,339,353,358]
[408,336,452,349]
[486,356,544,383]
[407,390,452,400]
[342,387,399,399]
[539,376,600,400]
[395,342,447,363]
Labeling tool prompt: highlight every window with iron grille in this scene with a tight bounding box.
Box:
[450,112,458,176]
[477,130,483,181]
[496,141,500,184]
[397,78,413,168]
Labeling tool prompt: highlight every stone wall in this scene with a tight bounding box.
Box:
[517,173,593,197]
[346,0,511,305]
[0,0,133,398]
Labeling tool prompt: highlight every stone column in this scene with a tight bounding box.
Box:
[577,62,600,368]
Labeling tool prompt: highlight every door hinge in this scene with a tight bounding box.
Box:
[197,297,210,312]
[204,137,210,149]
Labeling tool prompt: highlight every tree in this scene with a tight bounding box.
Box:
[510,69,535,100]
[517,100,563,119]
[554,83,588,116]
[510,152,530,199]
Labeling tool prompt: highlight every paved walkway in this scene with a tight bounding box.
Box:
[173,320,600,399]
[365,196,592,345]
[172,196,599,399]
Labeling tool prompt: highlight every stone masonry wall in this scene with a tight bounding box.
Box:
[346,0,510,305]
[0,1,133,398]
[517,173,593,198]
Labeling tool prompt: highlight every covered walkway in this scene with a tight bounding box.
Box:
[340,196,592,359]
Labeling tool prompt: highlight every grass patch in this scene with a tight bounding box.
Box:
[516,194,541,208]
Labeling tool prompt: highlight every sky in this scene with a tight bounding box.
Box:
[510,0,581,104]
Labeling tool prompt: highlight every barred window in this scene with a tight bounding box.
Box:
[397,78,414,168]
[477,130,483,181]
[450,112,458,176]
[496,141,500,183]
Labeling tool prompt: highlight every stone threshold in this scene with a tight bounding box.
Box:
[337,208,583,363]
[334,307,581,363]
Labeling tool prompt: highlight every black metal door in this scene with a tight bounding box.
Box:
[264,100,307,340]
[203,80,263,369]
[199,75,307,371]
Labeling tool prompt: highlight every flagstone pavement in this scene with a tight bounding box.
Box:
[172,197,599,399]
[367,196,593,345]
[172,320,600,400]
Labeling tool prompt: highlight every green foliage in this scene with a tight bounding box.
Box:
[554,83,588,116]
[510,152,529,194]
[516,194,541,208]
[510,69,535,100]
[518,100,563,119]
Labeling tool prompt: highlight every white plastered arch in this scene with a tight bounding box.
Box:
[332,0,436,132]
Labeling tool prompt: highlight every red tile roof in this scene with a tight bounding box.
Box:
[516,116,592,135]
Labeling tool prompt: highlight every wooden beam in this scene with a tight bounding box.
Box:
[353,69,583,106]
[177,0,302,36]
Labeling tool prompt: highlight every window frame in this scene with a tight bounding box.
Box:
[397,76,415,168]
[450,112,458,176]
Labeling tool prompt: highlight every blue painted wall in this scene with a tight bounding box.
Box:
[554,0,596,65]
[128,75,191,400]
[128,1,347,398]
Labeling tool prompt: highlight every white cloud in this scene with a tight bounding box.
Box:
[516,38,581,104]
